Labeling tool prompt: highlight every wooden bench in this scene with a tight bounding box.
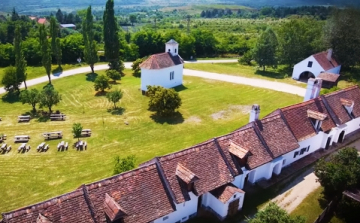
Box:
[50,114,66,121]
[18,115,31,122]
[43,131,63,140]
[75,141,87,150]
[81,129,92,137]
[14,135,30,143]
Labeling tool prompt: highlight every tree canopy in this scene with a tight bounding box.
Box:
[253,27,278,71]
[94,74,111,92]
[315,147,360,198]
[113,155,136,175]
[83,6,98,73]
[247,202,305,223]
[39,85,62,113]
[19,89,40,112]
[103,0,120,70]
[106,90,123,109]
[147,85,182,116]
[72,123,83,141]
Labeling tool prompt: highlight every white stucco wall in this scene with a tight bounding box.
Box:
[292,56,324,80]
[141,64,183,91]
[154,192,198,223]
[201,191,244,219]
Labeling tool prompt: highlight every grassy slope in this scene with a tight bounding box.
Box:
[0,69,301,213]
[185,62,306,86]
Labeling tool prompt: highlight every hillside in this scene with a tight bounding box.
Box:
[0,0,358,13]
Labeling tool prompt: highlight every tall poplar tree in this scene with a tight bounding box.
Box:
[83,6,98,73]
[253,27,278,71]
[39,24,52,84]
[14,25,27,89]
[103,0,120,70]
[50,16,62,67]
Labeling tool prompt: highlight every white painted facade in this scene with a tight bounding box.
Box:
[141,64,183,91]
[292,55,341,80]
[154,192,198,223]
[201,191,245,220]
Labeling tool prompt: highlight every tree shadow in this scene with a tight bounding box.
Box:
[150,112,184,125]
[107,107,125,115]
[52,66,63,77]
[255,70,285,80]
[1,92,20,104]
[95,91,107,96]
[174,85,188,92]
[37,115,50,122]
[86,73,98,82]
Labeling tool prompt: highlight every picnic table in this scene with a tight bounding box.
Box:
[14,135,30,143]
[43,131,63,140]
[81,129,92,137]
[50,113,66,121]
[18,115,31,122]
[37,142,46,152]
[1,143,11,153]
[18,143,27,153]
[75,141,87,150]
[57,141,68,151]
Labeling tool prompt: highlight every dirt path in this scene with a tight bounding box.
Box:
[271,167,320,213]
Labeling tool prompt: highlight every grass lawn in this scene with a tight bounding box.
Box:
[0,69,302,214]
[184,62,306,86]
[290,187,345,223]
[0,63,103,87]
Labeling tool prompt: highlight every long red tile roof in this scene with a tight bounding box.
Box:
[313,51,340,71]
[140,52,183,70]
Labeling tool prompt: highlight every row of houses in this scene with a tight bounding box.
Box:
[2,80,360,223]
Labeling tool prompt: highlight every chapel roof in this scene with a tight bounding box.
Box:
[139,52,183,70]
[166,39,178,44]
[312,51,340,71]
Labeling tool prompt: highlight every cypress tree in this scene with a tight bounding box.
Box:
[50,16,62,67]
[83,6,98,73]
[14,25,27,90]
[39,24,52,84]
[103,0,120,70]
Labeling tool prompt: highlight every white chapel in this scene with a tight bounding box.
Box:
[139,39,184,93]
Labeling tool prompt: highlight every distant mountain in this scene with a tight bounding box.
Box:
[0,0,358,13]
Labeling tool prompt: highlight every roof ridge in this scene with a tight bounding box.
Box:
[154,158,177,207]
[324,85,359,97]
[2,188,85,218]
[81,185,98,223]
[277,109,299,142]
[214,138,237,177]
[251,122,275,159]
[320,95,340,125]
[86,163,157,189]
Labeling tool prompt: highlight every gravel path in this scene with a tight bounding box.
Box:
[0,60,305,97]
[271,167,320,213]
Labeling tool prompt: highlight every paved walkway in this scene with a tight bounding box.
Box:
[0,60,305,97]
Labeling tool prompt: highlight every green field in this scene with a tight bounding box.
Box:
[0,69,301,214]
[184,62,306,86]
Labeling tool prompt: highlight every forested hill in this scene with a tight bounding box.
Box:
[0,0,358,13]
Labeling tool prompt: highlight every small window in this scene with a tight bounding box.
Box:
[175,49,177,53]
[168,49,170,52]
[163,216,169,221]
[233,195,236,198]
[308,61,313,67]
[170,71,174,80]
[306,146,310,152]
[293,151,299,158]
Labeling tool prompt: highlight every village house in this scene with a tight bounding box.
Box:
[292,49,341,81]
[3,81,360,223]
[140,39,184,94]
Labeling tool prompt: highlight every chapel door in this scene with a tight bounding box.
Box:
[228,198,240,216]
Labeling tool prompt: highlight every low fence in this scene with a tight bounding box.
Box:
[313,198,340,223]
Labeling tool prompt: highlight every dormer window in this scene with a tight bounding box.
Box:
[37,213,52,223]
[104,193,126,223]
[228,141,251,167]
[340,98,355,119]
[176,163,199,192]
[307,109,327,133]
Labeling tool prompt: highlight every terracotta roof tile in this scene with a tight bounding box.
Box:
[217,126,273,170]
[158,140,234,204]
[228,141,249,159]
[103,193,127,222]
[85,164,174,223]
[254,114,299,157]
[140,52,183,70]
[2,189,96,223]
[37,18,47,24]
[323,86,360,125]
[313,51,340,71]
[176,163,199,184]
[318,72,340,82]
[210,183,244,203]
[280,98,336,141]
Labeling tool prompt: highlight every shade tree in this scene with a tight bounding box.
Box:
[19,89,40,112]
[106,89,123,109]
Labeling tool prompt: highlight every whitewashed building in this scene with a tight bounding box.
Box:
[292,49,341,80]
[140,39,184,93]
[4,82,360,223]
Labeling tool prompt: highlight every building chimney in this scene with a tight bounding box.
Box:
[304,78,322,101]
[249,104,260,122]
[326,48,333,61]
